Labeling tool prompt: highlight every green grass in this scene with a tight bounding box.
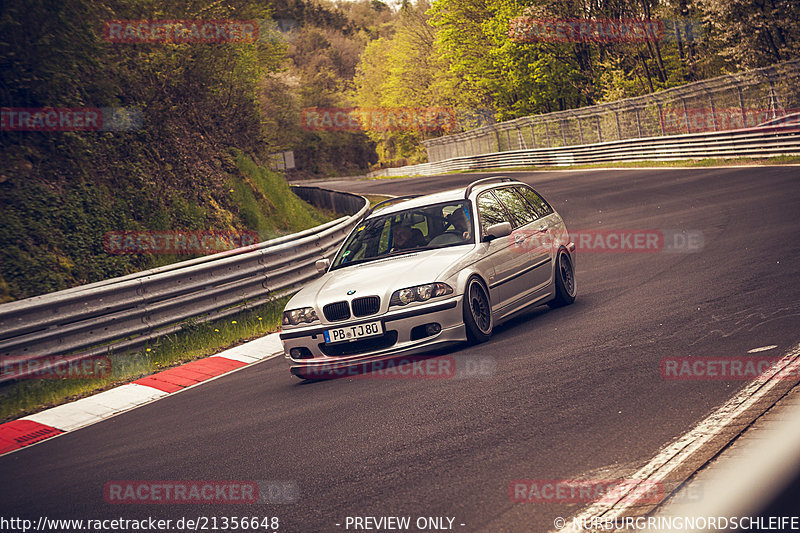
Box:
[364,194,396,207]
[233,152,337,239]
[0,295,290,423]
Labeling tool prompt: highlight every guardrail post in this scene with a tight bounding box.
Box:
[681,97,691,133]
[635,107,643,138]
[516,126,526,149]
[545,121,552,147]
[736,83,747,128]
[596,115,602,142]
[767,81,781,120]
[708,89,719,131]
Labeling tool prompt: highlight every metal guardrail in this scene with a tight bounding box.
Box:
[367,123,800,177]
[0,187,368,383]
[423,60,800,162]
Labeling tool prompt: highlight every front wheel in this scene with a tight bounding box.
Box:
[548,249,576,308]
[463,277,492,343]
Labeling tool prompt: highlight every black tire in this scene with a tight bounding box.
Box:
[463,276,492,343]
[549,249,576,308]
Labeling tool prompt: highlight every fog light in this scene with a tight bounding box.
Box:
[411,323,442,340]
[289,347,313,359]
[425,323,442,336]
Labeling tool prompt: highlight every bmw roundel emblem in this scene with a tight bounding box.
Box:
[347,289,356,295]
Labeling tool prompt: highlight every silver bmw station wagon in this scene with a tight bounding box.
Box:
[280,177,576,379]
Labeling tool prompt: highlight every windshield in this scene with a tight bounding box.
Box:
[331,200,475,269]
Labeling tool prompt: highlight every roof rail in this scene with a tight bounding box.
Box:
[366,194,422,217]
[464,176,515,198]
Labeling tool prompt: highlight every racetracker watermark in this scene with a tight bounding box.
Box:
[510,479,663,504]
[297,355,495,380]
[104,480,298,504]
[509,229,703,254]
[662,108,800,133]
[103,20,258,43]
[1,107,142,132]
[508,17,704,43]
[661,356,800,380]
[103,230,260,255]
[560,516,800,531]
[1,355,111,380]
[300,107,457,132]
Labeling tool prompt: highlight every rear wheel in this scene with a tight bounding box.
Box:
[463,277,492,343]
[549,249,576,308]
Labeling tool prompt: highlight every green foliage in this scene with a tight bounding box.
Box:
[698,0,800,68]
[0,0,334,301]
[253,0,391,177]
[352,1,460,165]
[353,0,800,166]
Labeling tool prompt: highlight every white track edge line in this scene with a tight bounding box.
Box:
[0,350,284,458]
[557,342,800,532]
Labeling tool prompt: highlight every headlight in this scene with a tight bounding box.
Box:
[390,283,453,306]
[282,307,319,326]
[398,288,416,305]
[417,284,433,301]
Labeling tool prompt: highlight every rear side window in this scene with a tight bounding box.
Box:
[516,186,554,218]
[493,187,537,228]
[476,192,509,234]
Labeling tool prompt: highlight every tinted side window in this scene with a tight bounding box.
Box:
[516,186,554,217]
[493,187,536,228]
[476,192,509,234]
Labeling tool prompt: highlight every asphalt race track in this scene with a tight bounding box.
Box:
[2,167,799,532]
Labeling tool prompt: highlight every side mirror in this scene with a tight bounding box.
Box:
[315,258,331,273]
[483,221,512,241]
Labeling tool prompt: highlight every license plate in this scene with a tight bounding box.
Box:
[324,321,383,344]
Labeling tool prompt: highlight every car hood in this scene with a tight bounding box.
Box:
[286,246,471,313]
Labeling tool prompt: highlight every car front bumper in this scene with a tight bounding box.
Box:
[280,296,466,378]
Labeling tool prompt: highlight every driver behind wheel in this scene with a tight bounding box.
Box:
[446,208,471,241]
[391,222,425,251]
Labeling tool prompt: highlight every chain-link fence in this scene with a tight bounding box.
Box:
[423,60,800,162]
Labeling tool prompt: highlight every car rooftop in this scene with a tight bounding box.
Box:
[369,177,523,217]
